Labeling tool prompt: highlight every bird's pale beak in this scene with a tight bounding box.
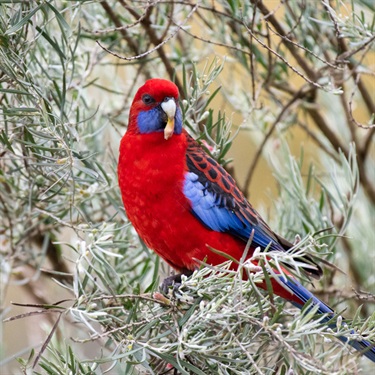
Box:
[161,98,176,140]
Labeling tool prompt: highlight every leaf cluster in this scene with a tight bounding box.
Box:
[1,1,374,374]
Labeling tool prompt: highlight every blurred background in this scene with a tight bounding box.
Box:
[1,0,374,373]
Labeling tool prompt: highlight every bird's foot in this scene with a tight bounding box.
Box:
[160,270,193,296]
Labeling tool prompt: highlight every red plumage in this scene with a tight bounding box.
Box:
[118,79,302,304]
[117,79,375,362]
[119,131,244,268]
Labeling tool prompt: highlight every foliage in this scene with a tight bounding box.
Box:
[1,1,374,374]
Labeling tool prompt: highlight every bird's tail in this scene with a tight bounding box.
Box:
[339,336,375,362]
[280,276,375,362]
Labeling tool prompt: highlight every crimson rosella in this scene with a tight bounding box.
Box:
[118,78,375,362]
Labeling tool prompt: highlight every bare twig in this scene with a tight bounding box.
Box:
[243,86,315,193]
[243,20,324,90]
[296,120,340,162]
[88,1,154,35]
[98,1,199,96]
[100,0,152,79]
[33,313,62,369]
[324,0,375,117]
[250,0,318,82]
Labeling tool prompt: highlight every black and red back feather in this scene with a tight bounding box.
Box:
[183,132,322,279]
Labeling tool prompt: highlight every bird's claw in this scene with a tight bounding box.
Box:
[160,270,193,296]
[160,273,183,296]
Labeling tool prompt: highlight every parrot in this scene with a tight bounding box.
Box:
[118,78,375,362]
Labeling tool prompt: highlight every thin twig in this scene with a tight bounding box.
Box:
[324,0,375,116]
[87,1,155,35]
[243,20,324,90]
[296,120,340,163]
[250,0,318,82]
[33,312,62,369]
[97,3,199,62]
[267,24,344,70]
[243,86,314,194]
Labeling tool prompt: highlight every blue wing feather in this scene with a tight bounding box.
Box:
[183,133,374,361]
[184,152,283,252]
[183,133,322,278]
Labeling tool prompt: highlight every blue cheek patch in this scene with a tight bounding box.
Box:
[137,107,183,135]
[137,108,163,134]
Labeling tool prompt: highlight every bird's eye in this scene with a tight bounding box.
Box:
[142,94,155,105]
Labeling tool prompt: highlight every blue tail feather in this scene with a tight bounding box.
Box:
[339,335,375,362]
[280,277,375,362]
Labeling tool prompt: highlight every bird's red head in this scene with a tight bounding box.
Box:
[127,79,182,140]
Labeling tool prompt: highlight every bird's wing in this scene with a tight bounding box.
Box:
[183,133,283,251]
[183,133,322,278]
